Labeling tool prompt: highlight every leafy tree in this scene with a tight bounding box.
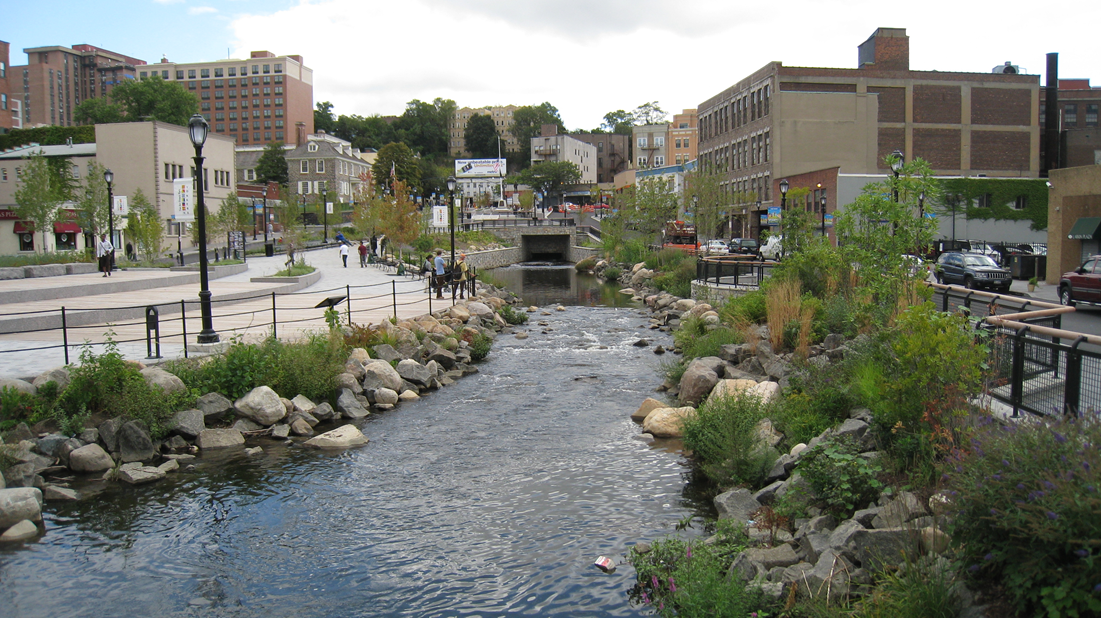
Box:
[12,154,64,252]
[686,163,729,244]
[372,142,422,193]
[273,185,305,255]
[376,180,422,262]
[633,101,668,126]
[601,110,634,135]
[419,159,448,200]
[510,102,566,146]
[352,182,382,239]
[92,75,199,126]
[606,176,679,243]
[255,142,289,186]
[354,115,398,151]
[314,101,336,135]
[464,114,501,158]
[125,188,165,262]
[74,160,110,236]
[0,126,95,151]
[392,98,456,159]
[513,161,580,206]
[212,192,251,239]
[73,97,124,125]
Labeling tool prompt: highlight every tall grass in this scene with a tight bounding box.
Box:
[765,279,802,351]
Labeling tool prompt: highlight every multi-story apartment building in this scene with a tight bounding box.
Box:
[141,51,314,147]
[450,105,520,156]
[569,133,629,183]
[8,44,145,129]
[632,124,669,169]
[697,27,1040,231]
[0,41,11,133]
[1041,78,1101,169]
[285,132,373,206]
[669,109,698,165]
[530,125,597,184]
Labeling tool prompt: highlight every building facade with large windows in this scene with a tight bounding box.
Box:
[141,51,313,147]
[450,105,520,157]
[285,132,372,208]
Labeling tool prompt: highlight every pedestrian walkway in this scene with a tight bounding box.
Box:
[0,245,453,380]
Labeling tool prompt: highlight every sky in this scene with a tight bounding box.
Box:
[4,0,1101,132]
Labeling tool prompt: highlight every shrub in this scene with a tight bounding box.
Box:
[855,556,964,618]
[602,266,622,281]
[614,238,652,265]
[682,393,776,489]
[0,386,37,431]
[673,317,743,360]
[943,412,1101,617]
[273,262,315,277]
[645,247,691,271]
[652,259,695,297]
[719,290,767,325]
[468,332,492,361]
[798,435,883,519]
[497,304,528,325]
[574,257,597,271]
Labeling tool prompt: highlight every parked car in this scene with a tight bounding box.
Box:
[934,252,1011,292]
[963,240,1003,265]
[704,240,730,255]
[729,238,760,256]
[902,254,929,278]
[1058,255,1101,307]
[759,236,783,261]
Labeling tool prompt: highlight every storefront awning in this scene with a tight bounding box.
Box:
[1068,217,1101,240]
[12,221,34,234]
[53,222,81,234]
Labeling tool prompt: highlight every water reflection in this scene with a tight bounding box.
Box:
[486,263,636,308]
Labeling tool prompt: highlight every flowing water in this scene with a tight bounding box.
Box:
[0,265,707,618]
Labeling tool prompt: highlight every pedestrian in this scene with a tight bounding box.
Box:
[370,235,378,256]
[422,254,435,293]
[339,242,349,267]
[433,249,446,299]
[358,241,368,267]
[285,242,296,269]
[454,253,470,300]
[125,241,135,262]
[96,233,114,277]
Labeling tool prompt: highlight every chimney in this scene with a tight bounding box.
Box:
[1043,53,1060,176]
[295,122,307,146]
[540,124,558,137]
[858,28,909,71]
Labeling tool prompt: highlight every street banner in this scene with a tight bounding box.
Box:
[767,206,781,225]
[431,206,448,228]
[173,178,194,221]
[760,214,768,225]
[113,196,128,216]
[455,158,506,178]
[326,202,334,215]
[824,213,834,227]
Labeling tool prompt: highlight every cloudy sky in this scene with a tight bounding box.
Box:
[5,0,1101,131]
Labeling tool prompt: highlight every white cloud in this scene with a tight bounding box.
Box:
[189,6,219,14]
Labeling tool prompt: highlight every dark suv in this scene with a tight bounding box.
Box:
[1058,255,1101,307]
[934,252,1012,292]
[729,238,759,255]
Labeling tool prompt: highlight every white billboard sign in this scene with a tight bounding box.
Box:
[173,178,194,221]
[113,196,128,216]
[455,158,506,178]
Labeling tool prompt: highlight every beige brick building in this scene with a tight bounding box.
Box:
[451,105,520,156]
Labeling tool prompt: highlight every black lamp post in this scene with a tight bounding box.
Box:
[778,178,789,239]
[252,198,259,240]
[446,175,457,276]
[188,114,219,344]
[820,192,828,241]
[104,168,116,270]
[918,190,926,220]
[301,194,307,226]
[890,150,904,203]
[323,192,329,243]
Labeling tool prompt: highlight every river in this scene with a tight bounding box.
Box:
[0,264,706,618]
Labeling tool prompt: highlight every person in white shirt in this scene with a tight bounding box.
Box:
[339,242,349,267]
[96,234,114,277]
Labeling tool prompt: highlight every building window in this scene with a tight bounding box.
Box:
[214,68,223,78]
[275,109,284,118]
[214,90,223,99]
[201,102,210,111]
[275,98,283,106]
[1065,104,1078,127]
[215,123,224,132]
[252,65,259,75]
[229,123,236,131]
[637,137,647,148]
[276,131,284,140]
[1012,195,1028,211]
[215,112,225,121]
[976,193,993,208]
[683,137,690,149]
[140,71,147,79]
[1,94,6,111]
[655,136,665,147]
[1087,104,1099,127]
[275,63,282,73]
[300,160,309,173]
[19,232,34,252]
[275,75,283,84]
[162,70,169,79]
[200,91,210,100]
[637,156,647,167]
[215,102,224,110]
[188,81,196,90]
[316,160,325,173]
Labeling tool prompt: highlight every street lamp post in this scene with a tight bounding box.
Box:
[252,198,258,240]
[778,178,789,240]
[301,194,307,227]
[104,169,116,270]
[323,192,329,244]
[446,176,457,285]
[820,192,828,242]
[890,150,904,203]
[918,190,926,220]
[188,114,219,344]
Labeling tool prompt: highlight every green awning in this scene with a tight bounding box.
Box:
[1067,217,1101,240]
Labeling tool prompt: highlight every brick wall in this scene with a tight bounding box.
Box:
[971,131,1030,171]
[914,85,961,124]
[913,128,962,169]
[972,88,1032,126]
[778,82,857,93]
[868,86,905,123]
[877,127,905,169]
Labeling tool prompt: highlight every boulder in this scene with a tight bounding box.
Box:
[748,381,782,405]
[426,347,458,370]
[347,347,371,364]
[171,409,205,439]
[448,305,471,322]
[35,433,69,458]
[362,360,403,392]
[140,367,187,394]
[872,491,928,529]
[234,386,286,426]
[56,438,83,467]
[3,463,37,489]
[641,406,695,438]
[304,424,369,449]
[291,395,317,415]
[117,421,155,463]
[271,424,290,439]
[0,487,43,528]
[399,390,420,401]
[156,459,179,474]
[714,488,762,523]
[335,372,363,394]
[0,378,35,397]
[797,550,853,602]
[920,526,951,555]
[396,359,431,386]
[289,418,314,436]
[678,358,721,406]
[68,444,114,473]
[98,418,123,453]
[195,392,233,421]
[231,419,263,433]
[729,551,767,583]
[631,397,667,423]
[744,544,801,570]
[32,366,71,391]
[336,389,370,419]
[372,388,399,406]
[118,466,166,485]
[289,410,319,427]
[753,480,785,505]
[78,428,99,445]
[851,528,918,572]
[196,429,244,450]
[709,378,758,400]
[343,359,367,380]
[312,402,337,421]
[0,519,39,542]
[755,419,784,448]
[371,344,404,363]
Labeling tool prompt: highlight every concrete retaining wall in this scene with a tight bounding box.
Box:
[569,247,602,262]
[465,247,522,270]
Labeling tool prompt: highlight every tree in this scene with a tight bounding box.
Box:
[686,163,728,245]
[510,102,566,146]
[74,160,110,237]
[513,161,580,206]
[273,185,305,257]
[255,142,289,186]
[633,101,668,126]
[73,97,124,125]
[601,110,634,135]
[464,114,501,158]
[372,142,422,193]
[622,175,680,240]
[377,180,422,262]
[315,101,336,135]
[392,98,456,159]
[125,188,164,262]
[212,192,251,239]
[12,154,64,253]
[101,75,199,126]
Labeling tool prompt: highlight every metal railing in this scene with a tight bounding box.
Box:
[695,256,775,289]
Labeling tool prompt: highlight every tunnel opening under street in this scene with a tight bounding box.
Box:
[522,234,571,262]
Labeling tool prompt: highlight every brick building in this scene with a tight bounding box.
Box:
[285,132,372,208]
[697,27,1040,239]
[669,109,698,165]
[0,41,11,133]
[450,105,520,156]
[569,133,629,183]
[1041,78,1101,169]
[141,51,314,147]
[8,44,145,129]
[632,123,669,169]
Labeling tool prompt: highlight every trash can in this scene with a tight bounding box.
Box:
[1009,254,1038,279]
[264,242,274,257]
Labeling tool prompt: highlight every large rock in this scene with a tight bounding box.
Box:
[371,388,400,406]
[289,418,314,436]
[118,466,166,485]
[195,392,233,421]
[312,402,337,421]
[714,488,762,523]
[3,463,37,489]
[140,367,186,394]
[335,372,363,394]
[744,544,801,570]
[196,429,244,450]
[171,409,205,439]
[304,424,369,449]
[362,360,403,392]
[642,406,695,438]
[343,359,367,380]
[117,421,155,463]
[797,550,853,602]
[0,519,40,542]
[0,378,35,397]
[448,305,471,322]
[233,386,287,426]
[35,433,69,458]
[748,381,782,405]
[56,438,83,468]
[32,366,71,391]
[710,379,758,400]
[98,418,123,453]
[396,359,431,386]
[426,347,458,370]
[0,487,43,528]
[68,444,114,473]
[291,395,317,415]
[872,491,929,529]
[336,388,371,419]
[347,347,371,364]
[678,358,721,406]
[371,344,403,363]
[851,528,918,572]
[631,397,667,423]
[465,301,494,319]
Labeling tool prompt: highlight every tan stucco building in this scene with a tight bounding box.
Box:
[1046,165,1101,282]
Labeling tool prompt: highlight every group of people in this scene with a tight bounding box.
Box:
[423,250,469,299]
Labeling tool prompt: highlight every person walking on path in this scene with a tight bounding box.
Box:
[285,242,296,269]
[453,253,470,300]
[358,241,368,267]
[422,254,435,293]
[340,243,349,267]
[96,234,114,277]
[433,249,446,299]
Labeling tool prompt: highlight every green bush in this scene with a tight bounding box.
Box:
[943,413,1101,617]
[682,393,776,489]
[798,435,883,518]
[574,257,597,271]
[497,304,528,325]
[614,238,652,265]
[773,391,849,447]
[856,556,964,618]
[720,290,767,325]
[273,263,315,277]
[653,259,695,297]
[468,332,492,361]
[0,386,37,431]
[602,266,622,281]
[0,251,94,268]
[645,247,691,271]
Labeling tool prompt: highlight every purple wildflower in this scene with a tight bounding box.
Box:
[1043,480,1056,490]
[668,577,676,593]
[968,564,980,573]
[989,509,998,516]
[641,592,649,605]
[1002,459,1010,467]
[1016,483,1026,491]
[992,474,1002,481]
[1094,583,1101,594]
[1075,550,1089,558]
[652,575,659,589]
[1052,431,1067,444]
[686,546,691,559]
[1047,511,1059,520]
[984,553,995,561]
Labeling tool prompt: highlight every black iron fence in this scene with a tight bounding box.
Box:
[695,256,774,289]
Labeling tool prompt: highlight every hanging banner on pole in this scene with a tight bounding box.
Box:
[767,206,781,225]
[325,202,334,215]
[173,178,194,221]
[824,213,834,227]
[113,196,128,216]
[431,206,448,228]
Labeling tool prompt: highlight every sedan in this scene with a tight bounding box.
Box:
[704,240,730,255]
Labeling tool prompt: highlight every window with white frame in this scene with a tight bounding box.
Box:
[298,181,310,194]
[654,156,665,166]
[300,160,309,173]
[316,160,324,173]
[308,143,318,152]
[637,137,647,148]
[245,169,256,181]
[637,156,647,167]
[655,136,665,147]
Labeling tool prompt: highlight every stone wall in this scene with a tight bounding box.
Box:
[465,247,522,271]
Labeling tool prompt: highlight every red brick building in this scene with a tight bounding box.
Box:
[1041,78,1101,170]
[0,40,12,133]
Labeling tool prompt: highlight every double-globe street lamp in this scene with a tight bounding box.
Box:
[890,149,904,203]
[446,175,457,277]
[188,114,219,344]
[104,168,116,270]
